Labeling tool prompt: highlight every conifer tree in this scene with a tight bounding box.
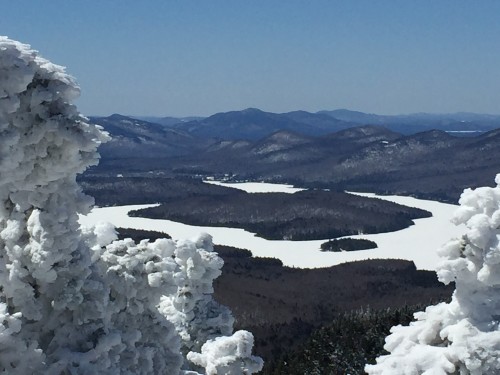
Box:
[0,36,262,375]
[366,176,500,374]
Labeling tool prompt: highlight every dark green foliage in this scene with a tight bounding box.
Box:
[107,227,453,374]
[164,126,500,203]
[116,227,171,241]
[213,245,253,259]
[78,176,242,206]
[214,254,453,372]
[265,305,420,375]
[130,190,430,241]
[321,238,377,252]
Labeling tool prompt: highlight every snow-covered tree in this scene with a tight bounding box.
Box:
[366,175,500,374]
[0,36,262,374]
[187,330,264,375]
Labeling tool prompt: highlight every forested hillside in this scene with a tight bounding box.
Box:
[116,228,453,374]
[130,189,430,240]
[85,114,500,203]
[80,176,430,241]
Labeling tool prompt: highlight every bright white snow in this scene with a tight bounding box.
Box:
[203,180,305,193]
[80,185,465,271]
[0,36,261,375]
[367,175,500,374]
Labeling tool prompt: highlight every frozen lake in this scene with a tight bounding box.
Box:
[79,182,465,271]
[204,180,306,193]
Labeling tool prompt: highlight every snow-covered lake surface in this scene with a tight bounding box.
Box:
[204,180,305,193]
[79,183,465,271]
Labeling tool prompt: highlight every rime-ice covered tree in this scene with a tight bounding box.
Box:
[366,175,500,374]
[0,36,262,374]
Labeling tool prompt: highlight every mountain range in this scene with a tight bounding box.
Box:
[86,109,500,202]
[82,108,500,374]
[127,108,500,138]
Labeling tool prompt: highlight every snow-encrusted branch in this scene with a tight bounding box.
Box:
[366,175,500,374]
[0,36,262,375]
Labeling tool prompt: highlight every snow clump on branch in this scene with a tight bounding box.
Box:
[366,175,500,374]
[0,36,262,374]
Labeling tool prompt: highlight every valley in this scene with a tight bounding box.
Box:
[78,109,497,373]
[86,108,500,203]
[5,4,500,373]
[80,180,464,270]
[104,223,454,374]
[79,182,459,373]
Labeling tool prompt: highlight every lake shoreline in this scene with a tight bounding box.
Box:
[79,182,464,271]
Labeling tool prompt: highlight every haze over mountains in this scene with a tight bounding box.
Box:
[128,108,500,138]
[87,108,500,202]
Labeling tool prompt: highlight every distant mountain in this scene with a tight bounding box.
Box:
[318,109,386,125]
[243,126,401,165]
[250,131,314,156]
[86,110,500,201]
[167,125,500,202]
[90,114,200,157]
[159,108,500,140]
[88,114,214,174]
[319,109,500,134]
[173,108,356,140]
[167,125,402,178]
[131,116,205,126]
[320,125,401,148]
[102,108,500,143]
[281,110,354,132]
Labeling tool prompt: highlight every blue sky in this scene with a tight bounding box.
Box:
[3,1,500,116]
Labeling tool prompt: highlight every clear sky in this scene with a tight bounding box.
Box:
[3,1,500,117]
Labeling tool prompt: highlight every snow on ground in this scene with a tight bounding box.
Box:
[204,180,305,193]
[80,185,465,271]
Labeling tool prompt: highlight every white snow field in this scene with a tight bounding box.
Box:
[80,183,465,271]
[204,180,305,193]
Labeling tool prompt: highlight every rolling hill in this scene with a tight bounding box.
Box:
[84,110,500,202]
